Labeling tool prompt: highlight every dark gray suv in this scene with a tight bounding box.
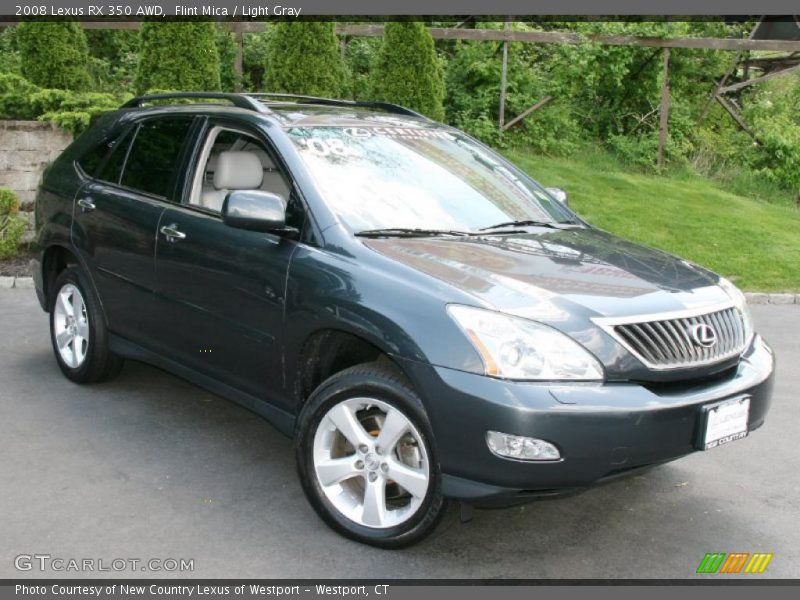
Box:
[32,93,774,548]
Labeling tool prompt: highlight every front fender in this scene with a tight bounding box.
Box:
[283,243,485,400]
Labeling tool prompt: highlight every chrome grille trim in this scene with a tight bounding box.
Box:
[593,303,747,370]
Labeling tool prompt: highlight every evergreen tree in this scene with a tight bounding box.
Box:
[262,22,344,97]
[16,22,91,91]
[370,22,445,120]
[135,23,221,94]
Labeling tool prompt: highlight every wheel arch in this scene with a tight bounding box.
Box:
[291,327,414,410]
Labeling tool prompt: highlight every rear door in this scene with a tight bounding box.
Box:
[72,116,197,345]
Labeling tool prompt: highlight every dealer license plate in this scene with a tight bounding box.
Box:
[702,396,750,450]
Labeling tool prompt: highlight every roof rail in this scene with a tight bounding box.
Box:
[121,92,266,112]
[248,93,431,121]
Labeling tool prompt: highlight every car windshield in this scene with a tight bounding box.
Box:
[286,125,577,234]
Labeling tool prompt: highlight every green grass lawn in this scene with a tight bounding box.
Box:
[504,147,800,291]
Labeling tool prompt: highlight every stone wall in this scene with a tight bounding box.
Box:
[0,120,73,241]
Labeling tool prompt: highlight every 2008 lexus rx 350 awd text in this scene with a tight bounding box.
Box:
[32,93,774,548]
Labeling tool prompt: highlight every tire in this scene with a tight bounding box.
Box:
[295,363,447,548]
[49,266,123,384]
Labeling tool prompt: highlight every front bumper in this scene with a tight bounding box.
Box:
[398,336,775,505]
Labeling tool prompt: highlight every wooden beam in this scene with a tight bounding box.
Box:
[2,20,799,52]
[501,96,553,131]
[719,62,800,94]
[333,24,800,52]
[498,17,510,130]
[696,17,762,126]
[714,94,760,144]
[657,48,670,169]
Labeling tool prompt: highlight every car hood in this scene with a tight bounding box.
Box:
[363,227,731,321]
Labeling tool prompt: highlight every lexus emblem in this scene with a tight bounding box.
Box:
[689,323,718,348]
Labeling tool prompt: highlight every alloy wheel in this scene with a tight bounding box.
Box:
[53,283,90,369]
[312,397,430,529]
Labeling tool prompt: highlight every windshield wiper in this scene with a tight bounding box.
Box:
[355,228,470,238]
[478,219,580,232]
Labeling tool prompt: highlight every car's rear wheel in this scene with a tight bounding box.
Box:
[49,267,123,383]
[296,363,446,548]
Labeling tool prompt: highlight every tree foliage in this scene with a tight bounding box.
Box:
[262,22,344,97]
[15,22,91,91]
[0,187,25,260]
[370,22,445,120]
[135,23,221,94]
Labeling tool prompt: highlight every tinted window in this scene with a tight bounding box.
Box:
[96,130,133,184]
[78,139,111,177]
[121,118,193,198]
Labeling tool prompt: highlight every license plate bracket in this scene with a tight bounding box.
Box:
[697,395,751,450]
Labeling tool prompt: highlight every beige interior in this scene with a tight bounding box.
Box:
[191,128,291,212]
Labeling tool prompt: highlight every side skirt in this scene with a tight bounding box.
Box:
[109,333,296,437]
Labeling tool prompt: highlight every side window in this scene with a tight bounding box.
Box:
[189,127,295,223]
[77,125,131,180]
[120,118,193,199]
[77,139,111,177]
[96,130,133,184]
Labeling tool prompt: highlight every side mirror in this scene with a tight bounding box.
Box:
[545,187,568,206]
[222,190,293,234]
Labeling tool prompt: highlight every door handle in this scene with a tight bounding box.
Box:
[77,197,96,212]
[160,223,187,242]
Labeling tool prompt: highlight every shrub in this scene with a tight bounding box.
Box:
[242,29,271,91]
[0,188,25,260]
[370,22,445,120]
[135,23,221,94]
[216,25,240,92]
[0,27,20,74]
[15,22,91,91]
[445,29,580,154]
[0,72,40,119]
[262,22,345,97]
[343,37,381,100]
[0,73,123,134]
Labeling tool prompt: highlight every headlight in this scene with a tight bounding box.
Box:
[447,305,604,381]
[718,277,755,345]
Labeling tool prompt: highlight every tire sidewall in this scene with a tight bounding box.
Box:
[296,367,446,548]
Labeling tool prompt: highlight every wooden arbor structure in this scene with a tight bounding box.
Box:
[3,18,800,166]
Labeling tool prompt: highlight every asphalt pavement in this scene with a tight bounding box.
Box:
[1,288,797,579]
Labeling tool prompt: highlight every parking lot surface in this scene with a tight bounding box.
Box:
[1,288,798,579]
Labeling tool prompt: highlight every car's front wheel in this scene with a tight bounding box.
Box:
[296,363,446,548]
[49,266,123,383]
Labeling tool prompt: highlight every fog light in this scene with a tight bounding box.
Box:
[486,431,561,461]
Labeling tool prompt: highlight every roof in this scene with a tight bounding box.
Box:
[119,92,436,129]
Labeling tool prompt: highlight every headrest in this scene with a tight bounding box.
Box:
[214,151,263,190]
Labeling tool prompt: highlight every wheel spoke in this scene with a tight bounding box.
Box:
[387,460,428,499]
[361,479,387,527]
[375,408,409,453]
[316,456,361,487]
[57,290,73,318]
[72,292,85,320]
[76,320,89,339]
[55,329,73,350]
[327,403,372,448]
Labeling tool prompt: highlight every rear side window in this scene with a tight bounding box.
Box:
[120,118,194,199]
[78,139,111,177]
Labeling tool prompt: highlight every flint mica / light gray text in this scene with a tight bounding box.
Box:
[175,5,303,16]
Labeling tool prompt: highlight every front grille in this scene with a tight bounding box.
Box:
[611,306,746,370]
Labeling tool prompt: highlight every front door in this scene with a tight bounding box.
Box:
[152,122,302,403]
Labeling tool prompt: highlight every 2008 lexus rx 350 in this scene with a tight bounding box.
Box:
[32,93,774,547]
